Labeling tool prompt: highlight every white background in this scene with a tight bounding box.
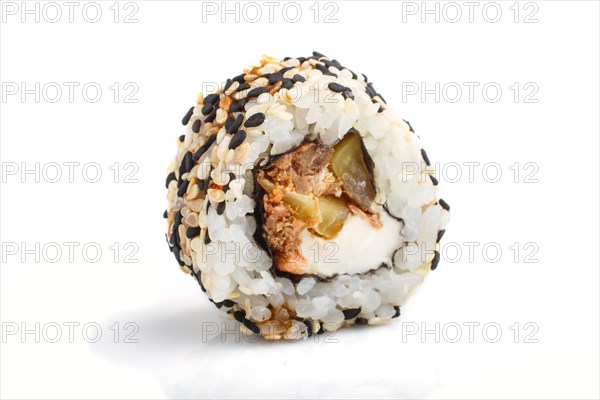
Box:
[1,1,599,399]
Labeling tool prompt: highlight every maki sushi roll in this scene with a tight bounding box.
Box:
[165,52,450,340]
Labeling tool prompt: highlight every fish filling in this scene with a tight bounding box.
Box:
[257,130,402,277]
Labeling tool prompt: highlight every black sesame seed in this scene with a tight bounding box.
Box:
[342,308,361,320]
[223,79,233,92]
[168,229,176,246]
[283,57,291,61]
[330,59,342,69]
[163,210,168,218]
[224,117,234,132]
[243,319,261,334]
[172,236,181,252]
[377,106,384,113]
[439,198,450,211]
[315,63,331,76]
[420,149,431,166]
[292,74,306,83]
[230,98,249,112]
[182,151,194,172]
[216,202,226,215]
[279,66,293,75]
[204,93,220,106]
[431,250,441,270]
[366,83,377,98]
[403,119,415,133]
[202,177,211,195]
[227,114,244,134]
[233,310,246,323]
[165,172,176,188]
[186,226,201,239]
[304,320,313,337]
[182,106,194,125]
[222,299,235,308]
[232,74,245,83]
[268,72,283,85]
[174,210,182,226]
[355,318,368,325]
[376,92,387,104]
[172,247,184,266]
[237,82,251,92]
[192,134,217,161]
[342,89,354,100]
[348,69,357,80]
[192,119,202,133]
[177,180,189,197]
[198,276,206,292]
[314,63,326,72]
[297,57,307,64]
[212,300,223,309]
[178,135,185,142]
[229,101,241,113]
[201,103,214,116]
[247,87,269,99]
[392,306,401,318]
[229,130,247,149]
[362,73,369,82]
[204,108,217,123]
[317,323,325,335]
[312,51,326,58]
[281,78,293,90]
[328,82,346,93]
[204,229,211,244]
[436,229,446,243]
[321,59,335,68]
[244,112,265,128]
[429,175,439,186]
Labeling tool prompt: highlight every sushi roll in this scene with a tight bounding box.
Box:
[165,52,450,340]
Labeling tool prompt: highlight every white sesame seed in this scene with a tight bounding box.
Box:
[187,198,204,212]
[216,108,228,124]
[207,188,225,203]
[225,149,235,163]
[216,127,226,144]
[217,135,231,160]
[224,81,239,96]
[235,142,249,162]
[283,58,300,68]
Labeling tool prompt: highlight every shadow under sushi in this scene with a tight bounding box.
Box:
[92,297,437,399]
